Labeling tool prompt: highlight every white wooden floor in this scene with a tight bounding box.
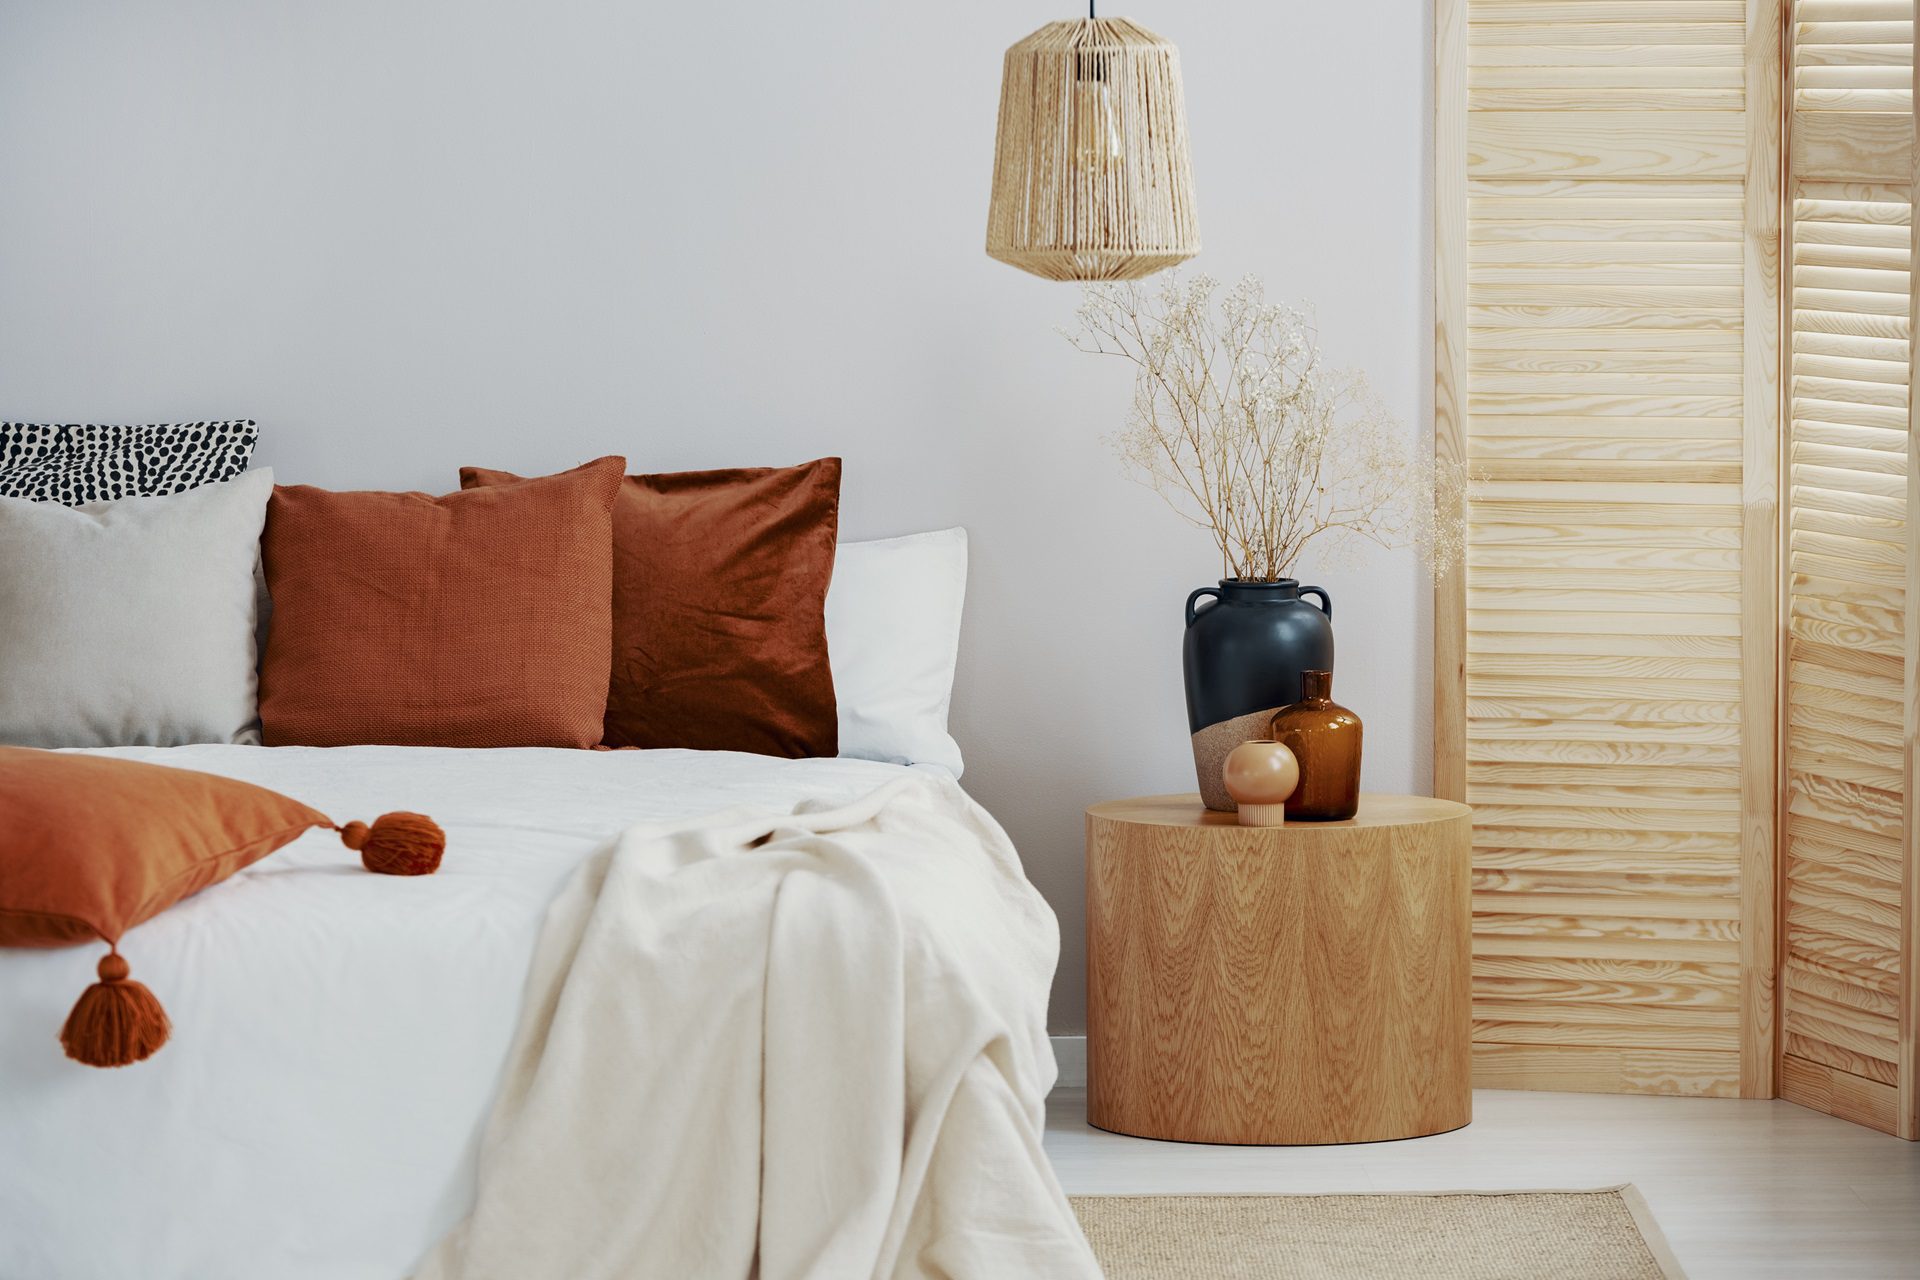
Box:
[1044,1088,1920,1279]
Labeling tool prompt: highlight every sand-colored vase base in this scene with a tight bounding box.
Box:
[1235,803,1287,827]
[1191,706,1286,811]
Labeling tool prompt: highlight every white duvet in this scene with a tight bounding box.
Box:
[0,746,1091,1279]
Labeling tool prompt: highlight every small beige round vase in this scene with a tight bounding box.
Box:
[1222,739,1300,827]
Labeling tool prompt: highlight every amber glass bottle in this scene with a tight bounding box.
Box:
[1266,669,1362,820]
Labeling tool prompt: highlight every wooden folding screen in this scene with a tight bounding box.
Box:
[1435,0,1783,1098]
[1777,0,1918,1138]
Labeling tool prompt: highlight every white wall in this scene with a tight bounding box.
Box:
[0,0,1431,1032]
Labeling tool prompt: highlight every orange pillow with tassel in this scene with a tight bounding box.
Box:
[0,748,445,1067]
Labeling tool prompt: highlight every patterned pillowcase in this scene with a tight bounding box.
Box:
[0,421,259,504]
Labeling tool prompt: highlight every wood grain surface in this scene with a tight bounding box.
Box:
[1085,795,1473,1145]
[1436,0,1783,1099]
[1779,0,1916,1139]
[1905,0,1920,1145]
[1436,0,1471,811]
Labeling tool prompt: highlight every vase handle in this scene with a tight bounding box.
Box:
[1299,585,1332,620]
[1185,586,1222,628]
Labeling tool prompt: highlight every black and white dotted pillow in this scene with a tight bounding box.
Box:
[0,420,259,505]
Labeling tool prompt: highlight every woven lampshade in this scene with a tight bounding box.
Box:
[985,17,1200,282]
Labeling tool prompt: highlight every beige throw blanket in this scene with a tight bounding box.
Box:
[414,775,1100,1280]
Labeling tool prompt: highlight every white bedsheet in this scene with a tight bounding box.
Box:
[0,745,1030,1280]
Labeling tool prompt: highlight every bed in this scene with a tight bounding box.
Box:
[0,744,1097,1279]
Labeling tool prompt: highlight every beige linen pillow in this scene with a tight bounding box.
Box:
[0,468,273,747]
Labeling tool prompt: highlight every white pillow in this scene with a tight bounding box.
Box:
[0,468,273,748]
[826,528,967,775]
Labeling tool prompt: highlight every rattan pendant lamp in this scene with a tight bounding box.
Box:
[985,2,1200,281]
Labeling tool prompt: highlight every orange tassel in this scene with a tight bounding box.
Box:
[338,811,446,876]
[60,949,170,1068]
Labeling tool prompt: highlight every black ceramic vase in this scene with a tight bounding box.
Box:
[1183,578,1334,811]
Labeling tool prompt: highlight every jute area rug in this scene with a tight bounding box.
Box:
[1071,1186,1685,1280]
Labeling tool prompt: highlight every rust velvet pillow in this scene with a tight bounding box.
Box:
[259,456,625,748]
[460,457,840,757]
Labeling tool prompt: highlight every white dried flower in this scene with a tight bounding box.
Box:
[1066,273,1474,582]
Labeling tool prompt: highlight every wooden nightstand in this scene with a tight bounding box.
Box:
[1086,793,1473,1145]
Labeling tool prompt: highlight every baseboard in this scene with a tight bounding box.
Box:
[1051,1035,1086,1089]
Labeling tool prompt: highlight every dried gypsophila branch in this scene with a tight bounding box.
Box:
[1064,273,1473,583]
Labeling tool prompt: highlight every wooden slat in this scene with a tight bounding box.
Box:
[1780,1053,1901,1131]
[1793,110,1917,182]
[1471,1,1747,20]
[1472,22,1746,45]
[1437,0,1469,812]
[1781,0,1916,1135]
[1900,0,1919,1142]
[1475,862,1744,893]
[1787,933,1905,990]
[1441,0,1786,1100]
[1784,1029,1900,1083]
[1468,113,1750,178]
[1471,41,1748,68]
[1471,1043,1742,1095]
[1795,18,1915,39]
[1741,0,1783,1097]
[1785,953,1901,1012]
[1474,1018,1742,1049]
[1797,3,1912,25]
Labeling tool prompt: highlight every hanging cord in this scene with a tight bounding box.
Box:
[1089,0,1095,18]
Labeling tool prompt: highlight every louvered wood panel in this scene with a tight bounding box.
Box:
[1438,0,1782,1096]
[1779,0,1919,1139]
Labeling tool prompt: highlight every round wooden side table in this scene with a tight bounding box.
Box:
[1086,793,1473,1145]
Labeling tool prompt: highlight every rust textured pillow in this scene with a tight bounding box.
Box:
[461,457,840,757]
[0,748,448,1067]
[260,456,624,748]
[0,747,326,1068]
[0,748,329,952]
